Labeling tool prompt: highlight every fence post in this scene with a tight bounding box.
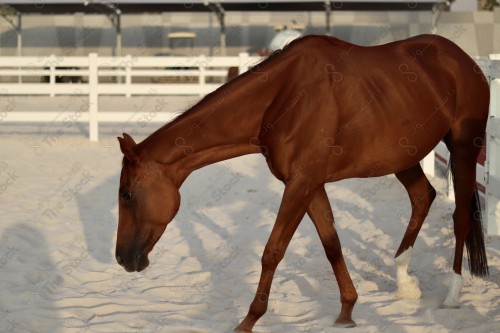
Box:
[89,53,99,142]
[199,65,206,98]
[421,151,435,177]
[447,167,455,201]
[125,55,132,98]
[49,55,56,97]
[486,77,500,235]
[238,52,250,74]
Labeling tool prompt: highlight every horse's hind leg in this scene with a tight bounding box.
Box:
[443,131,489,308]
[307,186,357,327]
[394,164,436,300]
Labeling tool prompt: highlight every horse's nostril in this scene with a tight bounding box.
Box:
[116,255,124,265]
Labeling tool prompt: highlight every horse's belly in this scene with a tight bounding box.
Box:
[328,112,450,180]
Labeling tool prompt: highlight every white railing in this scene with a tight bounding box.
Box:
[486,76,500,235]
[1,53,499,235]
[421,55,500,235]
[0,52,261,141]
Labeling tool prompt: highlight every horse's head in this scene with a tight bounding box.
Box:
[115,133,180,272]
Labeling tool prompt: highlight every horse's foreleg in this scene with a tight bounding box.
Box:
[307,186,357,328]
[394,164,436,300]
[235,178,312,333]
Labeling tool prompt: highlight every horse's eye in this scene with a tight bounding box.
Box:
[121,192,133,201]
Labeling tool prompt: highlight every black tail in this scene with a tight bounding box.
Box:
[447,159,489,277]
[466,189,489,277]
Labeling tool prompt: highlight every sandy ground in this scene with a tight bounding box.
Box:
[0,121,499,333]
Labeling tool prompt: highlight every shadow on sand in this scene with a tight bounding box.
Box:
[0,223,62,332]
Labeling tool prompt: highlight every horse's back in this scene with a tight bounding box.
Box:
[293,35,486,179]
[291,34,483,87]
[260,35,488,181]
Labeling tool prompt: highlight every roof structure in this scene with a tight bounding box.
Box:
[1,0,447,14]
[0,1,450,56]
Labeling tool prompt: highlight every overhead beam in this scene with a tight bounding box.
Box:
[4,1,443,14]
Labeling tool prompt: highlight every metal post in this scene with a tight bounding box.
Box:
[17,12,22,83]
[324,0,332,36]
[116,12,122,59]
[16,12,21,56]
[207,3,226,56]
[220,30,226,56]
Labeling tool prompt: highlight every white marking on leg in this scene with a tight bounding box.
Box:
[442,272,463,308]
[395,247,422,300]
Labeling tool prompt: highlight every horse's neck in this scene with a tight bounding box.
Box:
[142,77,270,182]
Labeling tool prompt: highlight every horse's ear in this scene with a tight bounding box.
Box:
[117,133,137,161]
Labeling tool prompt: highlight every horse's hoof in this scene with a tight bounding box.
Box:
[334,320,356,328]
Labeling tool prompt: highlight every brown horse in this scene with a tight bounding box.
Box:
[116,34,489,331]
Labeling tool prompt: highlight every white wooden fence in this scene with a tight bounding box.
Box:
[486,72,500,236]
[1,53,499,235]
[0,53,261,141]
[420,55,500,235]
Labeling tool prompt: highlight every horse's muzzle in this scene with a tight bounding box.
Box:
[116,254,149,272]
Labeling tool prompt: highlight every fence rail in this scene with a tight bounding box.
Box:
[486,78,500,235]
[1,53,499,235]
[0,52,260,140]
